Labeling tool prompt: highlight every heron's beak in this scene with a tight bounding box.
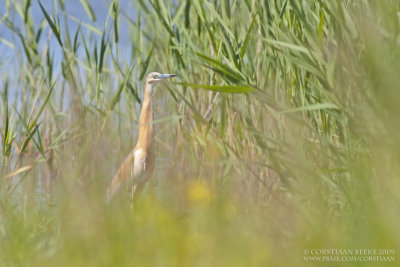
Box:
[156,74,178,80]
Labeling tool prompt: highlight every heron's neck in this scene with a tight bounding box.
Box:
[137,82,155,149]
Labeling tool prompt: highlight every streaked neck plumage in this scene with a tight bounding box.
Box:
[137,82,155,150]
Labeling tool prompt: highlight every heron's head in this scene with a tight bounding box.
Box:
[146,72,178,84]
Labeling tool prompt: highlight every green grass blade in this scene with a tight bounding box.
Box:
[23,0,31,24]
[112,0,119,43]
[149,0,175,37]
[109,65,134,110]
[139,39,156,80]
[67,14,101,35]
[79,0,96,22]
[195,52,245,83]
[240,11,257,62]
[180,83,256,93]
[279,103,340,114]
[98,31,107,74]
[38,1,63,47]
[20,124,39,154]
[28,81,56,131]
[3,102,9,156]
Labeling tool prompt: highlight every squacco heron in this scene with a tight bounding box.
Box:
[107,72,178,203]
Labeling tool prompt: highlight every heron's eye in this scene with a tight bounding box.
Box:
[152,75,157,79]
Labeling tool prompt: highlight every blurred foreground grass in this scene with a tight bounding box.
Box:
[1,0,400,266]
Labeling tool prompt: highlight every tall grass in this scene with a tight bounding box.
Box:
[1,0,399,266]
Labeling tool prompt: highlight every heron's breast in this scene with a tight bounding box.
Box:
[130,147,155,184]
